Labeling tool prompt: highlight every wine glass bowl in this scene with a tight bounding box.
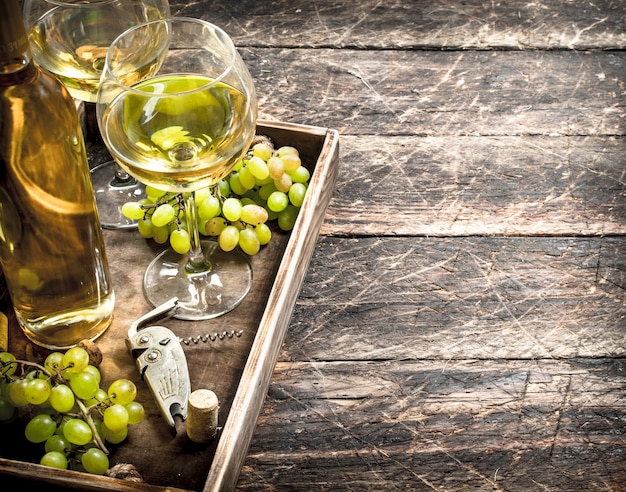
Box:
[97,17,258,319]
[22,0,170,229]
[23,0,167,103]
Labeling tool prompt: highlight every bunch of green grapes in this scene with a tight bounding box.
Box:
[0,347,144,475]
[121,139,310,256]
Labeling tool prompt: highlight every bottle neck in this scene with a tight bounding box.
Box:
[0,0,34,75]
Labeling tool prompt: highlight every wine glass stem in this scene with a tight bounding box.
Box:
[112,163,136,186]
[183,191,211,274]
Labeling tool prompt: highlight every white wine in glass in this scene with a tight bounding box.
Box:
[22,0,170,229]
[97,17,258,319]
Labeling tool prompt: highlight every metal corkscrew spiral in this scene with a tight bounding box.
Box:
[179,330,243,345]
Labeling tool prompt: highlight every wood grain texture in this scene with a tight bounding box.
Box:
[2,0,624,490]
[321,135,626,236]
[242,49,626,138]
[172,0,626,50]
[240,358,626,490]
[215,0,626,490]
[287,236,626,361]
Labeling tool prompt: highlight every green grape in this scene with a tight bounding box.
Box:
[255,174,273,187]
[277,145,299,158]
[239,228,260,256]
[274,172,293,193]
[170,229,191,254]
[103,403,129,432]
[170,218,187,235]
[151,203,176,227]
[198,194,221,219]
[85,388,108,407]
[288,182,307,207]
[205,217,228,236]
[222,197,243,222]
[62,346,90,374]
[40,451,68,470]
[194,186,212,204]
[49,384,75,413]
[81,447,109,475]
[218,225,240,252]
[258,182,278,201]
[145,185,167,200]
[228,173,246,195]
[138,218,154,238]
[241,204,268,225]
[121,202,145,220]
[240,196,256,207]
[25,414,57,443]
[69,371,99,400]
[24,378,51,405]
[231,158,244,172]
[288,166,311,183]
[45,434,72,455]
[238,165,256,190]
[44,352,64,375]
[108,379,137,405]
[254,223,272,245]
[217,179,230,196]
[63,418,92,446]
[280,153,301,172]
[8,379,29,407]
[0,352,17,376]
[125,401,145,425]
[278,205,299,231]
[0,397,15,421]
[152,225,170,244]
[267,191,289,212]
[102,422,128,444]
[83,365,101,385]
[267,156,285,180]
[252,142,273,161]
[246,155,270,180]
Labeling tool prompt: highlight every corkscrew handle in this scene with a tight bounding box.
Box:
[126,298,190,428]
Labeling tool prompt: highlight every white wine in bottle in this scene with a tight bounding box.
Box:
[0,0,115,349]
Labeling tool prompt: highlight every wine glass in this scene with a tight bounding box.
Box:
[22,0,170,229]
[96,17,258,319]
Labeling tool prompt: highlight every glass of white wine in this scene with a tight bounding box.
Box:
[96,17,258,319]
[22,0,170,229]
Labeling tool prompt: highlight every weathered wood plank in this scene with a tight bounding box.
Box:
[242,49,626,138]
[238,358,626,491]
[172,0,626,50]
[320,135,626,236]
[284,236,626,361]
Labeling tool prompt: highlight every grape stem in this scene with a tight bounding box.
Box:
[0,358,110,454]
[75,398,109,454]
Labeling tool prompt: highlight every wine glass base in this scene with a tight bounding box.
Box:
[91,160,144,230]
[143,240,252,320]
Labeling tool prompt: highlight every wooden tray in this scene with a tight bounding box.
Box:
[0,119,339,491]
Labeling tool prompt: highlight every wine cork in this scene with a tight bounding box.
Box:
[187,389,219,443]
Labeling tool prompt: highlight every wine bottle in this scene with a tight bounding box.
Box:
[0,0,115,349]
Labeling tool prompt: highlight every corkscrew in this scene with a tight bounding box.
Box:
[126,298,242,428]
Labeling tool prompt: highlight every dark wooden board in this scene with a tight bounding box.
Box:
[240,357,626,490]
[321,135,626,236]
[285,236,626,361]
[171,0,626,50]
[241,49,626,138]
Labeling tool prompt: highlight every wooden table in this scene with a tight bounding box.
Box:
[2,1,624,491]
[166,1,624,490]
